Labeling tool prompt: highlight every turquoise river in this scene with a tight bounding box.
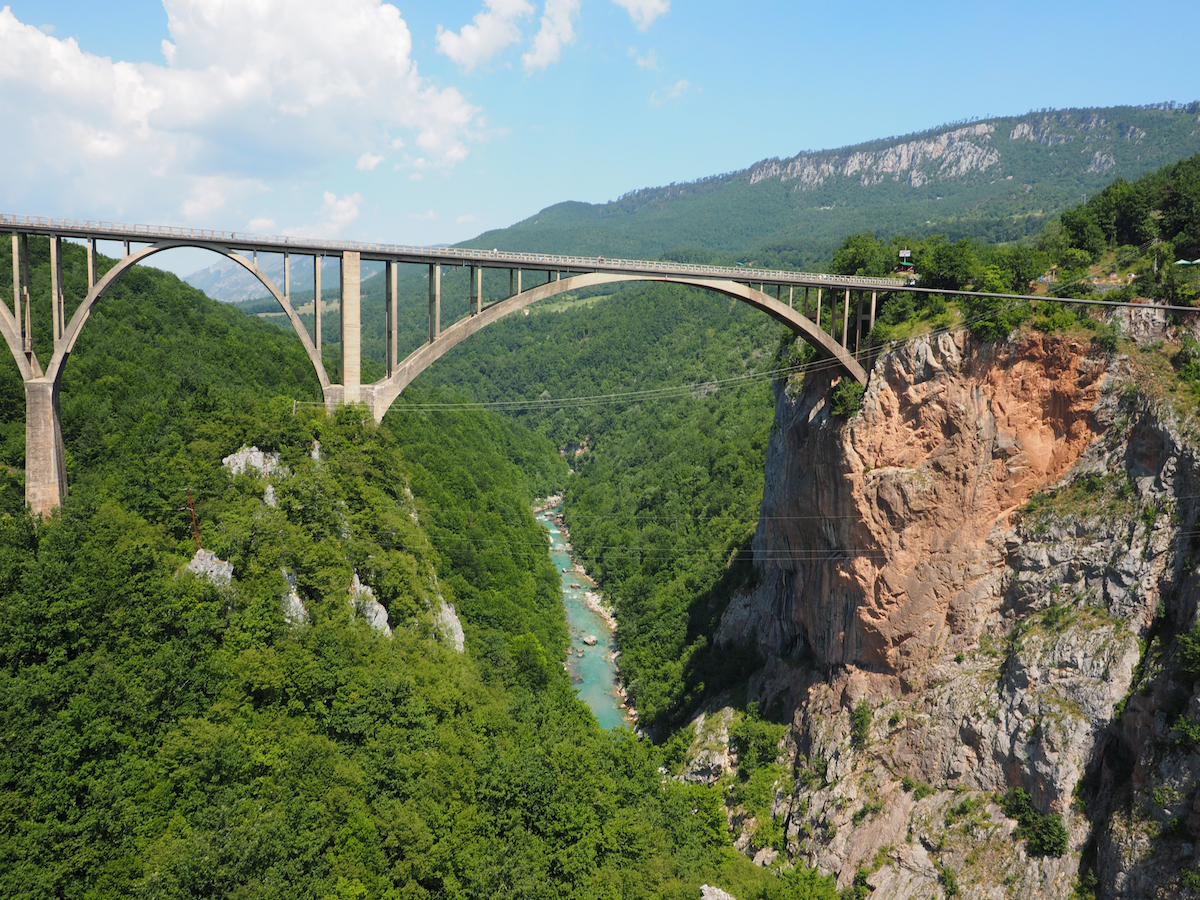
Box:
[536,507,629,730]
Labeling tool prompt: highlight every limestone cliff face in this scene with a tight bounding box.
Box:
[720,331,1110,687]
[706,330,1200,897]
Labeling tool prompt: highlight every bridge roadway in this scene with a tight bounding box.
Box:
[3,213,906,513]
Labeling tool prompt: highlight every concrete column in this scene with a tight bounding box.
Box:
[49,236,62,343]
[19,234,30,353]
[789,286,794,309]
[855,292,863,354]
[815,288,822,331]
[869,291,877,332]
[428,263,441,342]
[841,289,850,348]
[804,286,810,317]
[509,268,514,297]
[11,233,20,333]
[385,260,397,376]
[470,266,481,315]
[87,239,96,290]
[517,269,522,294]
[314,256,322,355]
[284,252,290,302]
[340,251,360,403]
[123,240,130,257]
[25,378,66,515]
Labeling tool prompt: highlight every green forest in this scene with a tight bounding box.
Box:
[0,243,837,899]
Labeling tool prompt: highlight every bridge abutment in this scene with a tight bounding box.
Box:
[25,378,66,516]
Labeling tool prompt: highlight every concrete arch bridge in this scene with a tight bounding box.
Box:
[1,214,906,514]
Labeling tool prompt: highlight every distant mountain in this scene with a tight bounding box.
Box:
[463,102,1200,268]
[184,255,342,303]
[188,102,1200,300]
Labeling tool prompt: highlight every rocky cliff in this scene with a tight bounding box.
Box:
[703,329,1200,898]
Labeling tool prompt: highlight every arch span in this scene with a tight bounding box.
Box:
[364,271,868,422]
[47,241,328,387]
[8,240,331,514]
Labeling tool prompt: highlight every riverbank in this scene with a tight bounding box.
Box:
[534,501,636,728]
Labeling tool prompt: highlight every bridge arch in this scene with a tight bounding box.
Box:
[364,271,868,422]
[5,239,332,514]
[45,241,328,388]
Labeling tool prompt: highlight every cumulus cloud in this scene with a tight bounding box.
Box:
[283,192,363,238]
[611,0,668,30]
[0,2,479,230]
[437,0,533,72]
[356,152,385,170]
[522,0,579,71]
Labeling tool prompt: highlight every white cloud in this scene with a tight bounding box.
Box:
[0,2,479,225]
[248,217,277,232]
[611,0,668,30]
[456,214,475,224]
[37,23,55,35]
[283,191,363,238]
[356,152,385,170]
[650,78,689,105]
[437,0,533,72]
[627,46,659,70]
[522,0,579,71]
[408,210,437,220]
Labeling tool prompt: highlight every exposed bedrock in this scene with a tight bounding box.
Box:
[707,329,1200,896]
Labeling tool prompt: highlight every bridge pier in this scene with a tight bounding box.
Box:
[340,251,360,403]
[25,379,66,516]
[429,264,441,341]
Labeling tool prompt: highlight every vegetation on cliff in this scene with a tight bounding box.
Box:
[0,248,837,898]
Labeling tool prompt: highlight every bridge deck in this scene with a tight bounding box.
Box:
[0,213,910,292]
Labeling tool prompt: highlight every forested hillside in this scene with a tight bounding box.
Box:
[0,242,837,899]
[462,103,1200,269]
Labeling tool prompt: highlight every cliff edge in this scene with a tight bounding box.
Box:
[706,329,1200,897]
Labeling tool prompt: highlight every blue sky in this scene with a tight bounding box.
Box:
[2,0,1198,276]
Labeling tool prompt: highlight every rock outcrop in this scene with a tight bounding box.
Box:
[706,329,1200,897]
[185,548,234,586]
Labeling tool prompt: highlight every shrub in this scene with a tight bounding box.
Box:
[830,379,866,417]
[850,700,872,749]
[1173,336,1200,382]
[1001,787,1069,857]
[1091,322,1121,354]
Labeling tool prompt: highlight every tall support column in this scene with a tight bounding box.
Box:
[11,233,20,333]
[841,289,850,348]
[788,286,794,309]
[516,269,522,294]
[25,379,66,516]
[815,288,822,331]
[123,240,130,257]
[284,252,290,303]
[509,268,514,297]
[470,266,481,315]
[870,291,877,332]
[855,292,864,354]
[20,234,30,354]
[385,260,397,376]
[340,251,361,403]
[49,236,63,343]
[803,286,810,317]
[428,263,441,342]
[314,256,322,355]
[86,239,96,290]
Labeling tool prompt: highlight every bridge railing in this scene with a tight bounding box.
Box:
[0,212,909,290]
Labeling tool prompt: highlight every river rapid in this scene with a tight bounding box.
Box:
[535,505,631,730]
